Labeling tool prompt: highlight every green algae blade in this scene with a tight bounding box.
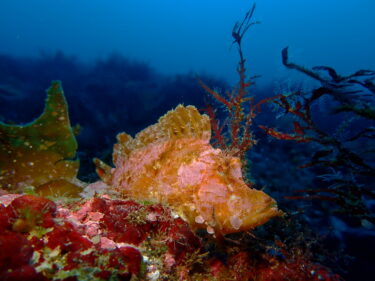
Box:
[0,81,81,196]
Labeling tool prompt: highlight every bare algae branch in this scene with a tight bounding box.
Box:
[199,3,261,163]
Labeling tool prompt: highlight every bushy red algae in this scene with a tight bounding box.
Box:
[0,232,33,271]
[10,195,56,231]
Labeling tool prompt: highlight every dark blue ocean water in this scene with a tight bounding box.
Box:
[0,1,374,280]
[1,0,374,85]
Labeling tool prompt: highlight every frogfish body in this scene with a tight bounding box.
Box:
[97,105,281,236]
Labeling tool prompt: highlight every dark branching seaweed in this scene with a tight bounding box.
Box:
[282,46,375,108]
[262,47,375,225]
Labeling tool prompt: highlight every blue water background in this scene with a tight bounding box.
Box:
[1,0,374,85]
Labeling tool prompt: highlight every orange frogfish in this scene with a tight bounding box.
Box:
[96,105,281,236]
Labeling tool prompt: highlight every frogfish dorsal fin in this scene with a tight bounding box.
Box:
[138,104,211,143]
[113,105,211,162]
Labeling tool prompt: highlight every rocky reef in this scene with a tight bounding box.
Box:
[0,81,344,280]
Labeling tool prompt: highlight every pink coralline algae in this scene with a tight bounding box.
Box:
[0,193,344,281]
[0,194,204,280]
